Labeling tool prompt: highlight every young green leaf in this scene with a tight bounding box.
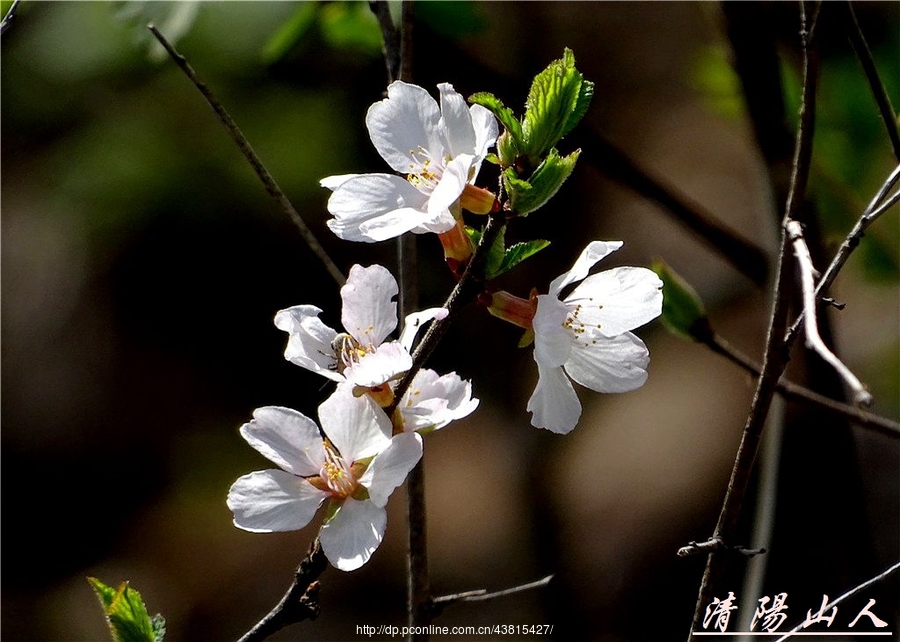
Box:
[497,239,551,277]
[650,259,710,341]
[505,148,580,215]
[469,92,523,145]
[521,48,592,162]
[88,577,165,642]
[484,225,508,279]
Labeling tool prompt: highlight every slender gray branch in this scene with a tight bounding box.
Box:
[688,3,820,637]
[787,220,873,405]
[0,0,21,36]
[783,163,900,347]
[147,24,346,288]
[431,574,554,616]
[772,559,900,642]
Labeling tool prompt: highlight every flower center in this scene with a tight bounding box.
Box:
[319,443,358,498]
[562,299,603,347]
[332,332,372,374]
[406,146,443,191]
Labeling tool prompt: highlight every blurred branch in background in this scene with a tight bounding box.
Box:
[147,23,346,287]
[689,2,821,635]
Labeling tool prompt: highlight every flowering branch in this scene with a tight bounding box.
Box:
[772,559,900,642]
[687,4,820,637]
[787,220,872,406]
[146,24,346,288]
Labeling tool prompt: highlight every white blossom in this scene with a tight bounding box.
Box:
[226,387,422,571]
[321,81,498,242]
[527,241,663,433]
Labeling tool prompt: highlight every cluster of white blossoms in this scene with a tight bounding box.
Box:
[228,81,662,571]
[228,264,478,571]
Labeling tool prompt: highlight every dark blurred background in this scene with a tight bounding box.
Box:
[2,2,898,640]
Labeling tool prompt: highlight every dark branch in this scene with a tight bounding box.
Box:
[843,1,900,161]
[431,574,554,617]
[580,128,769,287]
[688,3,821,637]
[0,0,21,36]
[147,24,346,288]
[237,539,328,642]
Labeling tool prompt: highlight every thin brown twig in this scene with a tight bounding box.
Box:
[236,539,328,642]
[430,574,554,616]
[688,3,820,638]
[772,559,900,642]
[704,332,900,437]
[843,1,900,162]
[147,24,346,288]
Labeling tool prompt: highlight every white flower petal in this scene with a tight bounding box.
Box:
[341,264,398,347]
[548,240,623,296]
[345,341,412,388]
[428,154,474,216]
[565,267,663,337]
[318,385,392,462]
[526,359,582,434]
[564,330,650,393]
[359,432,423,507]
[399,369,478,432]
[366,81,443,175]
[532,294,572,368]
[274,306,342,381]
[469,103,499,169]
[227,470,327,533]
[240,406,326,477]
[320,174,362,191]
[399,307,448,352]
[319,498,387,571]
[326,174,429,242]
[438,83,476,159]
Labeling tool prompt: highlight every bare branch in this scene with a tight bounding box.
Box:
[677,538,765,558]
[688,4,820,637]
[146,24,346,288]
[787,220,873,406]
[237,539,328,642]
[705,332,900,437]
[0,0,21,36]
[843,1,900,161]
[784,163,900,347]
[772,559,900,642]
[431,575,554,616]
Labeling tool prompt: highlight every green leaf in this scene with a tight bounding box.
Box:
[521,48,592,162]
[483,225,508,279]
[505,148,580,215]
[88,577,165,642]
[561,76,594,139]
[262,2,318,64]
[469,92,523,152]
[650,259,710,341]
[495,239,551,277]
